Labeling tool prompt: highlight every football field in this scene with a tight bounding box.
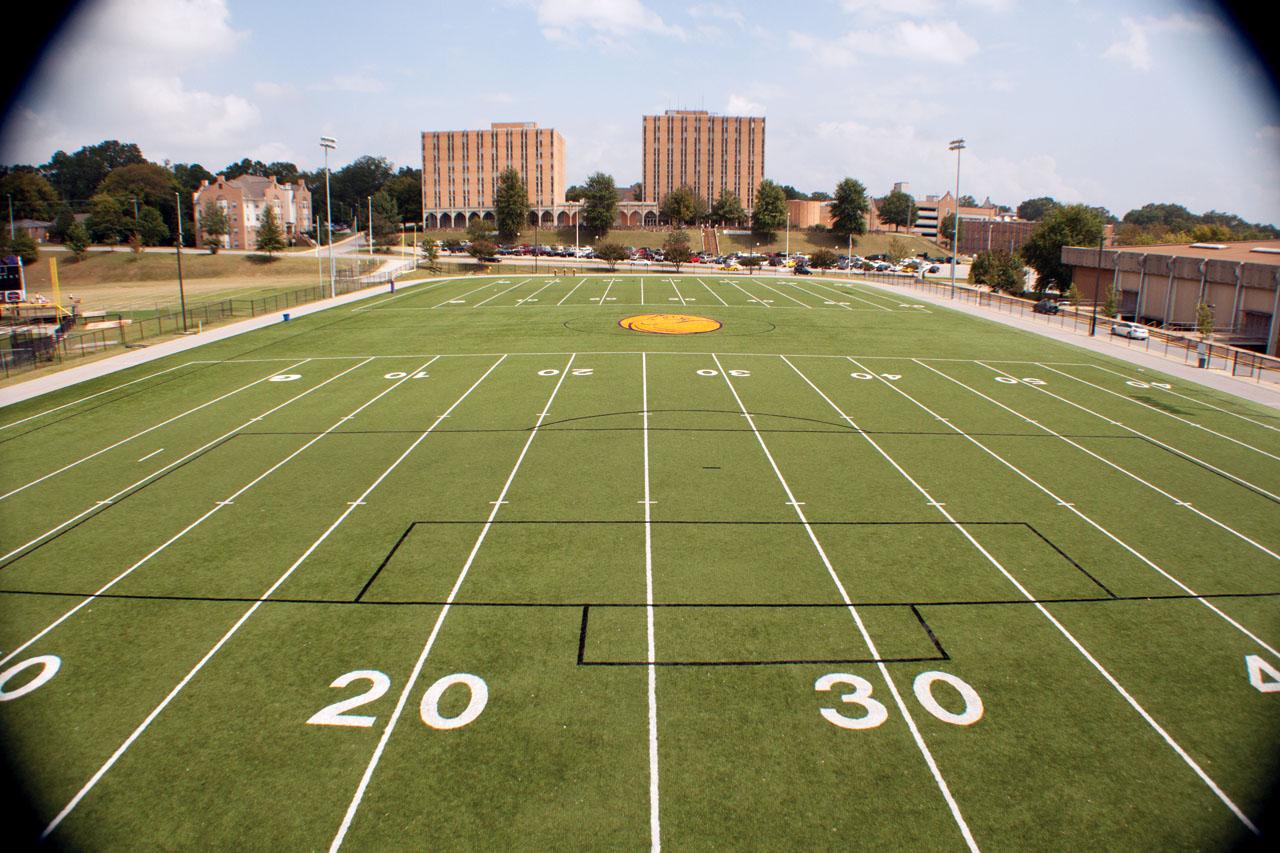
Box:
[1,273,1278,849]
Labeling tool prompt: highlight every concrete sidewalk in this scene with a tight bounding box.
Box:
[850,276,1280,410]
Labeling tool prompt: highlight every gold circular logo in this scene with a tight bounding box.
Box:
[619,313,722,335]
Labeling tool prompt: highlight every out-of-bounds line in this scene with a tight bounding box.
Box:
[695,278,729,307]
[556,277,588,306]
[712,352,980,852]
[0,359,318,503]
[1085,363,1280,433]
[640,352,661,851]
[0,357,312,567]
[932,361,1280,561]
[40,354,507,841]
[790,355,1260,835]
[1036,363,1280,463]
[329,354,576,851]
[911,359,1280,658]
[0,361,199,429]
[0,356,428,670]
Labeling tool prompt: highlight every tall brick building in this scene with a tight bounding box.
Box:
[642,110,765,213]
[420,122,567,229]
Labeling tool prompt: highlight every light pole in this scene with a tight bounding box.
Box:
[948,138,965,299]
[367,196,373,256]
[785,211,790,266]
[320,136,337,298]
[173,191,188,332]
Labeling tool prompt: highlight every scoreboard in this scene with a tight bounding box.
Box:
[1,256,25,303]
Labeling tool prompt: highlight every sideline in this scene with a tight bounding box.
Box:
[844,277,1280,410]
[0,275,466,409]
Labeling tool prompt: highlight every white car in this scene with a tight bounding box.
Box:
[1110,321,1149,340]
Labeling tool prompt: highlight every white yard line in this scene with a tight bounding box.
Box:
[0,360,318,503]
[903,360,1280,658]
[641,352,661,851]
[754,280,810,308]
[40,355,506,841]
[599,279,617,305]
[351,278,456,312]
[0,362,198,430]
[696,278,729,307]
[473,278,533,307]
[1,356,411,669]
[668,279,687,307]
[1086,363,1280,433]
[710,352,979,852]
[792,355,1260,835]
[926,360,1280,561]
[0,357,316,566]
[724,279,770,308]
[430,280,503,309]
[779,280,852,310]
[136,448,164,463]
[640,276,646,305]
[1036,363,1280,462]
[329,354,576,851]
[798,280,896,312]
[517,278,560,305]
[556,277,588,306]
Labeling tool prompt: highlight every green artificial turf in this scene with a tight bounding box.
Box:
[0,273,1277,849]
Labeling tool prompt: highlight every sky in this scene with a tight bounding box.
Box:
[1,0,1278,224]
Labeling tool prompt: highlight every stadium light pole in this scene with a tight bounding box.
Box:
[320,136,337,298]
[948,138,965,299]
[1089,234,1103,336]
[368,195,373,256]
[173,191,188,332]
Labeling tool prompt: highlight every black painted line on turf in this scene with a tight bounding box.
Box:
[0,432,240,573]
[1021,524,1117,599]
[577,605,590,665]
[1132,435,1280,506]
[910,605,951,661]
[353,523,417,602]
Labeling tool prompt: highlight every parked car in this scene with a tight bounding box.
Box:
[794,265,813,275]
[926,265,940,274]
[1033,299,1060,315]
[1110,321,1149,340]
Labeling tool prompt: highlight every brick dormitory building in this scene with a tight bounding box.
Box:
[192,174,312,251]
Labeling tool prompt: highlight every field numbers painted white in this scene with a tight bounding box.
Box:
[881,374,902,381]
[1153,382,1172,389]
[384,371,430,380]
[913,671,984,725]
[0,655,62,702]
[851,372,874,380]
[269,375,302,382]
[995,376,1018,384]
[420,673,488,730]
[697,369,750,377]
[815,673,889,730]
[1022,378,1046,386]
[818,670,984,729]
[1246,655,1280,693]
[306,670,392,728]
[538,368,594,377]
[1126,380,1150,388]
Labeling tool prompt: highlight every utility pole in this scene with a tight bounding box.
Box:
[174,192,188,332]
[320,136,336,298]
[948,138,965,299]
[368,195,373,256]
[1089,235,1103,336]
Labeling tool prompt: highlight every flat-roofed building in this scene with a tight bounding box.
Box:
[642,110,764,214]
[421,122,568,229]
[1062,240,1280,353]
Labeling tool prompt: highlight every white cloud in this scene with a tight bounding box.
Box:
[529,0,683,45]
[726,94,765,115]
[1103,13,1217,72]
[790,19,978,69]
[311,72,385,94]
[840,0,940,18]
[253,81,297,98]
[689,3,744,27]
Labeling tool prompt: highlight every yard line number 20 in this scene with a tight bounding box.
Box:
[306,670,488,730]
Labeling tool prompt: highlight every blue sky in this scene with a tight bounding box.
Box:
[2,0,1278,224]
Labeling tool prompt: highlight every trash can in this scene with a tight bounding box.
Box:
[1196,344,1207,368]
[282,312,290,322]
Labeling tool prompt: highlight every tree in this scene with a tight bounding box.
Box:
[136,206,169,246]
[201,202,230,253]
[494,168,529,242]
[65,221,90,260]
[1017,196,1059,221]
[50,206,76,242]
[580,173,618,239]
[223,158,268,180]
[709,189,747,225]
[1102,288,1118,318]
[810,249,838,269]
[660,186,705,227]
[0,170,59,220]
[751,180,787,237]
[332,156,394,221]
[740,255,764,275]
[384,167,422,224]
[467,239,497,264]
[86,193,128,244]
[1196,302,1215,339]
[42,140,145,202]
[255,207,286,256]
[369,190,400,248]
[939,212,958,247]
[809,191,832,201]
[663,230,691,271]
[565,184,587,202]
[1020,204,1105,294]
[878,190,917,232]
[830,178,869,240]
[421,239,441,272]
[595,243,628,271]
[887,237,911,264]
[970,249,1025,294]
[958,194,978,207]
[1066,284,1082,306]
[778,184,805,200]
[1122,202,1197,230]
[467,217,497,243]
[4,232,39,265]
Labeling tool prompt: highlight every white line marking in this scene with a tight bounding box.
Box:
[1036,363,1280,463]
[695,278,729,307]
[39,356,501,840]
[755,280,811,308]
[796,355,1259,835]
[669,279,687,307]
[517,278,560,306]
[712,353,979,852]
[1087,363,1280,433]
[641,352,661,851]
[330,354,576,851]
[136,449,164,462]
[599,279,617,306]
[910,359,1280,658]
[725,279,769,308]
[472,278,533,307]
[0,362,197,430]
[430,280,502,309]
[0,360,317,503]
[556,278,587,306]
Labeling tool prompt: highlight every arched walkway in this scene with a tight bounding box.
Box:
[557,211,569,226]
[643,212,658,227]
[540,210,554,226]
